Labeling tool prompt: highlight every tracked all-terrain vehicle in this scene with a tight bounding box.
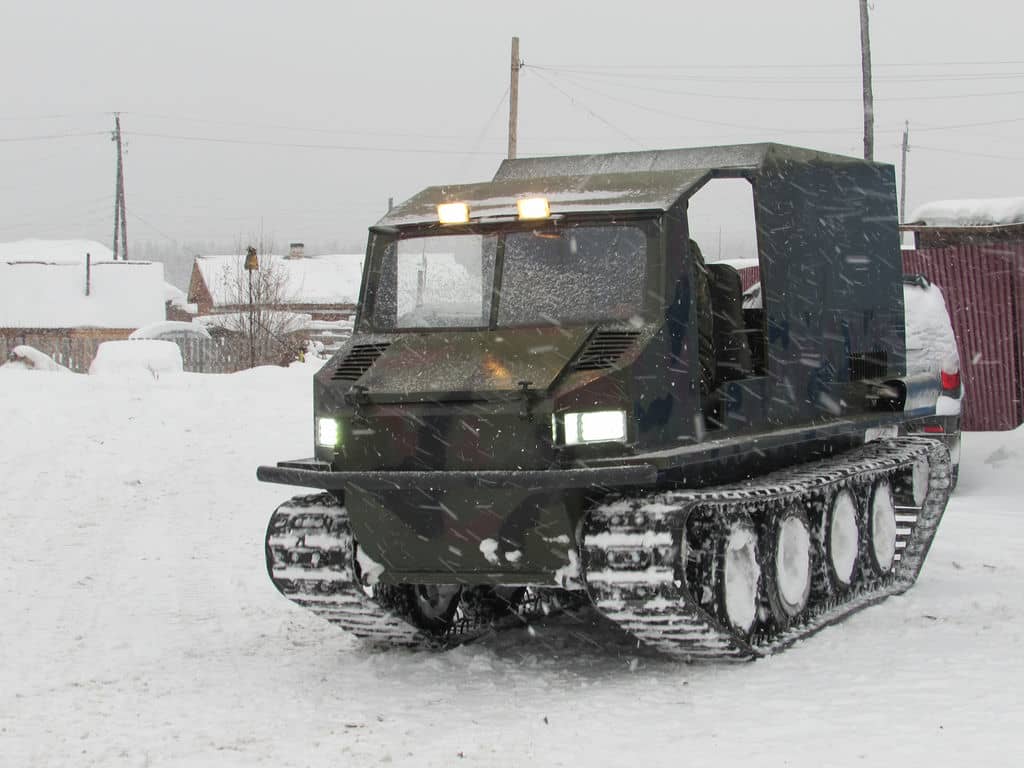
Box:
[259,144,952,659]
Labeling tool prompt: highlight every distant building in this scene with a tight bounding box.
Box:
[903,197,1024,249]
[179,246,364,352]
[0,239,167,370]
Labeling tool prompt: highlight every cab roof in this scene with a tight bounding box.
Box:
[377,143,868,227]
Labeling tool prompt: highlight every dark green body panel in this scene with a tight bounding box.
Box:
[356,326,592,403]
[346,485,581,584]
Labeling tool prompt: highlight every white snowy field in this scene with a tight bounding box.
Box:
[1,363,1021,767]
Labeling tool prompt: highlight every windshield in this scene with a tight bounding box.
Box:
[367,222,652,329]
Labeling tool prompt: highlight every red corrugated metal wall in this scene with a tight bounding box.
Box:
[737,266,760,293]
[903,244,1024,431]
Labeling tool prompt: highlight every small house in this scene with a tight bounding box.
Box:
[181,243,364,353]
[903,197,1024,249]
[0,239,167,371]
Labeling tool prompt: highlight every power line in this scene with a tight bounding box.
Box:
[910,143,1024,162]
[530,67,1024,140]
[125,111,507,144]
[529,64,1024,85]
[0,130,107,143]
[128,210,179,244]
[0,111,110,122]
[534,67,1024,103]
[914,116,1024,132]
[459,83,511,175]
[525,68,644,148]
[530,59,1024,70]
[528,71,860,136]
[128,131,505,156]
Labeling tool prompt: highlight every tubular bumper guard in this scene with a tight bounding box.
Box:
[257,458,657,491]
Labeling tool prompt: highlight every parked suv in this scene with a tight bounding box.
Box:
[901,275,963,488]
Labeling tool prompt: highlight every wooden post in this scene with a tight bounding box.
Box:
[507,36,520,160]
[245,246,258,369]
[111,116,120,260]
[859,0,874,161]
[900,121,910,225]
[111,113,128,259]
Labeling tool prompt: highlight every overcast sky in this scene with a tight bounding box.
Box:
[2,0,1021,254]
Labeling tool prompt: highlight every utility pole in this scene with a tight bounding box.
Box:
[899,121,910,225]
[111,113,128,259]
[507,36,521,160]
[859,0,874,162]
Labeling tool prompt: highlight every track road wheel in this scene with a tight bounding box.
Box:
[912,460,931,505]
[766,506,812,626]
[717,518,761,639]
[896,459,931,506]
[867,479,897,576]
[410,585,462,632]
[825,489,860,590]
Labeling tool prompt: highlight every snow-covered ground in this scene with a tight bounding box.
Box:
[1,363,1021,767]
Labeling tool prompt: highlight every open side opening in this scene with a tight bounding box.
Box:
[685,176,767,430]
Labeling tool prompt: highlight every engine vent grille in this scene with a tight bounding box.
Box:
[572,330,641,372]
[331,343,391,381]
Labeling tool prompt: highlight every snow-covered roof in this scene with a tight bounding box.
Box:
[129,320,212,341]
[494,143,864,182]
[0,238,114,264]
[195,253,364,307]
[164,282,187,305]
[0,253,166,329]
[383,143,867,229]
[907,197,1024,228]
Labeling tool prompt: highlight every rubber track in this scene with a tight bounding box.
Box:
[266,493,433,646]
[266,495,574,648]
[583,437,951,660]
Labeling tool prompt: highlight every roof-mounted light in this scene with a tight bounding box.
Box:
[516,196,551,220]
[437,202,470,225]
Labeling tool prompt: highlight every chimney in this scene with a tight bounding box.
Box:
[288,242,305,260]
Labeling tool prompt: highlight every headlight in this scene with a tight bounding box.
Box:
[316,417,340,448]
[560,409,627,445]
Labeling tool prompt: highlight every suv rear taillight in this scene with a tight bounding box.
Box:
[941,369,962,397]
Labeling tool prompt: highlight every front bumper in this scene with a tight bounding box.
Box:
[257,458,657,491]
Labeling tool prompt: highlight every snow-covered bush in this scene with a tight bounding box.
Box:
[2,345,70,372]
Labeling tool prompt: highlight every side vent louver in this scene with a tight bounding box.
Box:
[331,343,391,381]
[572,330,641,372]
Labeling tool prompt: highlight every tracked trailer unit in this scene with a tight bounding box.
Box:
[259,144,952,659]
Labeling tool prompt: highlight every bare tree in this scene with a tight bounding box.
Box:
[212,238,305,368]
